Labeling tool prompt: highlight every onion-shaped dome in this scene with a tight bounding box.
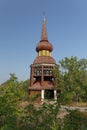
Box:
[36,40,53,52]
[33,56,56,64]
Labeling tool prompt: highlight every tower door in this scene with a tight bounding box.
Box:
[44,90,54,99]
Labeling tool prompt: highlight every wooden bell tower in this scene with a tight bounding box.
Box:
[29,17,57,103]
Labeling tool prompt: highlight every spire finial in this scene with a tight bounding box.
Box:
[43,12,46,21]
[41,13,48,41]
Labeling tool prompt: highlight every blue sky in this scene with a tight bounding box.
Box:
[0,0,87,84]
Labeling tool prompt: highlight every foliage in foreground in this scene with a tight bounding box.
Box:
[0,56,87,129]
[63,110,87,130]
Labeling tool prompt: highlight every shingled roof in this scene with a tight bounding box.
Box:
[33,56,56,64]
[29,81,55,90]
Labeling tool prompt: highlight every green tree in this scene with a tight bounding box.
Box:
[63,110,87,130]
[0,73,26,129]
[56,57,87,104]
[53,65,63,89]
[20,102,61,130]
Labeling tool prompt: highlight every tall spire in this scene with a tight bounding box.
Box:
[36,17,53,52]
[41,17,48,41]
